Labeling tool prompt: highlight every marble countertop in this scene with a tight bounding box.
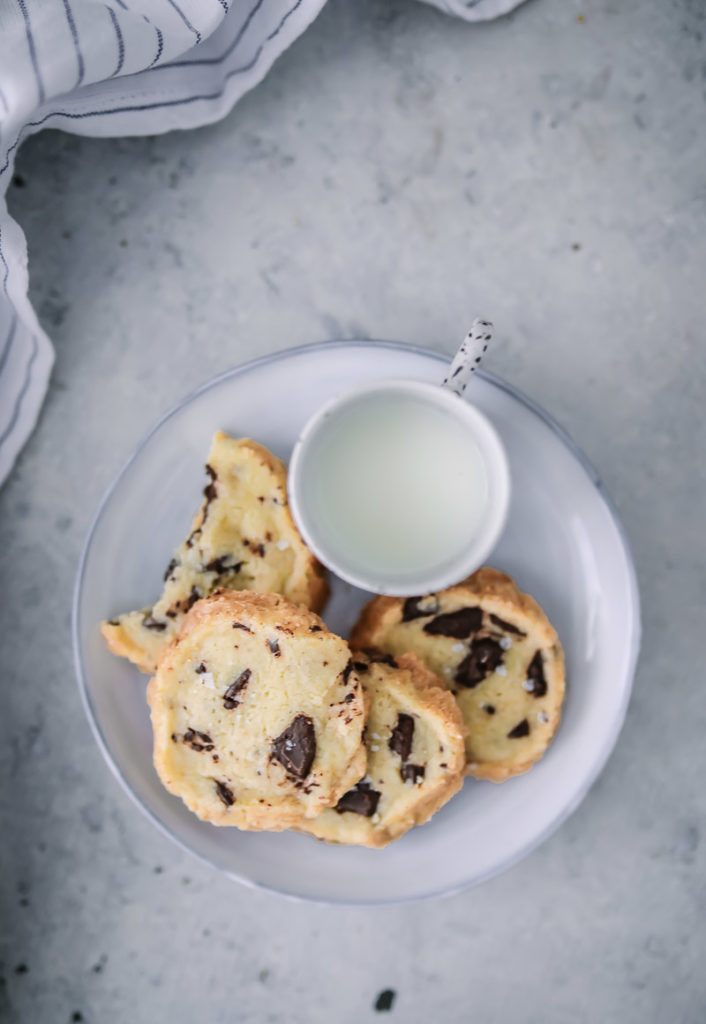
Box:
[1,0,704,1020]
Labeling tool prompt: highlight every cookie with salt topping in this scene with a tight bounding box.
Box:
[300,651,466,847]
[147,590,366,829]
[102,431,328,673]
[350,568,565,782]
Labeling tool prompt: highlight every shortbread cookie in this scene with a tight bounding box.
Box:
[300,651,466,847]
[147,590,366,829]
[351,568,565,782]
[102,432,328,673]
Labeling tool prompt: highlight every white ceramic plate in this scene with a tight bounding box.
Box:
[73,342,641,905]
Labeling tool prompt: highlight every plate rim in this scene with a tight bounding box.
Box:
[72,339,642,906]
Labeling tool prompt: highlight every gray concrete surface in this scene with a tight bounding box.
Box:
[1,0,705,1020]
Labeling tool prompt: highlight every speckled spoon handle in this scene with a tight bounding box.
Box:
[441,318,493,396]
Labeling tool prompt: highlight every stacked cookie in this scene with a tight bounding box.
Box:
[351,567,565,783]
[102,431,565,847]
[147,590,367,830]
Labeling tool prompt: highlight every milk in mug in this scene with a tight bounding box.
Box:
[298,389,489,583]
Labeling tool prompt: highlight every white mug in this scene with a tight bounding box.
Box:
[289,364,510,597]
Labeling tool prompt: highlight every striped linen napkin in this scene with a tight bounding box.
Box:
[0,0,523,485]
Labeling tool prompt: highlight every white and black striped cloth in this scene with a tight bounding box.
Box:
[0,0,522,484]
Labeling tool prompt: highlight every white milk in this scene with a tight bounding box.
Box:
[300,390,488,581]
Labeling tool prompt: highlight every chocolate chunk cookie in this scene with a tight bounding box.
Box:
[300,652,466,847]
[350,568,565,782]
[101,432,329,673]
[148,591,366,829]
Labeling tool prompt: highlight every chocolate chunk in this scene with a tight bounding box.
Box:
[203,464,218,504]
[183,728,215,752]
[508,719,530,739]
[165,609,177,618]
[142,614,167,632]
[400,763,425,784]
[271,715,316,780]
[192,728,213,744]
[343,693,356,703]
[352,661,369,674]
[335,781,380,817]
[163,557,178,582]
[489,613,526,636]
[223,668,251,709]
[482,704,496,715]
[185,527,201,549]
[364,649,398,668]
[252,542,266,557]
[267,639,281,657]
[375,653,397,668]
[374,990,396,1012]
[526,651,547,697]
[389,714,415,761]
[402,597,436,621]
[214,780,235,806]
[423,607,482,638]
[205,556,243,575]
[182,586,201,613]
[232,622,252,632]
[195,662,208,674]
[309,625,322,633]
[342,659,356,685]
[454,636,503,688]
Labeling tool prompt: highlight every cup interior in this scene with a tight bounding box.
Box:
[289,379,510,595]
